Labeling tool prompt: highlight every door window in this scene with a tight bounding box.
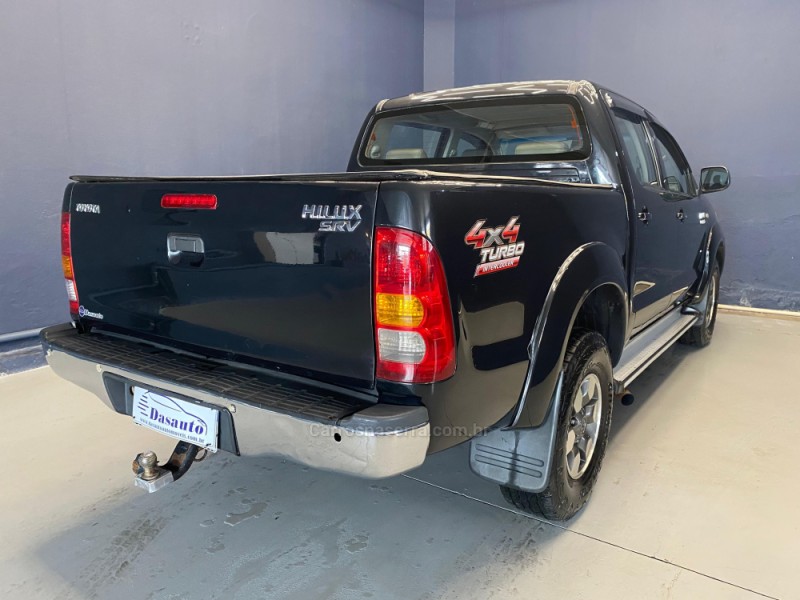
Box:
[611,111,657,187]
[650,124,693,195]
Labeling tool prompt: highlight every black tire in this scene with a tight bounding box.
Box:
[680,264,720,347]
[501,330,613,521]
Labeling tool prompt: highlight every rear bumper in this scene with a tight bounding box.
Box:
[41,324,429,479]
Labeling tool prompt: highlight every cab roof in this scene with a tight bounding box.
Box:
[377,80,603,112]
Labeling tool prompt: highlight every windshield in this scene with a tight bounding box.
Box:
[360,96,590,166]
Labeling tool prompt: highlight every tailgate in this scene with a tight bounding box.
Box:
[67,179,379,387]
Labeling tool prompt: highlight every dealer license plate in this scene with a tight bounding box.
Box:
[132,386,219,451]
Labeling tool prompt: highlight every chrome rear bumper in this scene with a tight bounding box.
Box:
[42,324,429,479]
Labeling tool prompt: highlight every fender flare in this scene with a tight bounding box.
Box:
[512,242,628,428]
[692,223,725,303]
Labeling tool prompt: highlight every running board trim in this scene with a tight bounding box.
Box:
[614,311,698,389]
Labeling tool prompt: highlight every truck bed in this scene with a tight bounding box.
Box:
[65,170,613,391]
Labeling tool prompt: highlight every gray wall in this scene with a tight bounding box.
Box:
[424,0,455,89]
[0,0,424,335]
[2,0,798,338]
[453,0,800,310]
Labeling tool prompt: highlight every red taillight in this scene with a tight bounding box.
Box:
[373,227,456,383]
[161,194,218,209]
[61,212,79,316]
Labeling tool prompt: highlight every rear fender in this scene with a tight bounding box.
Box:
[513,242,627,428]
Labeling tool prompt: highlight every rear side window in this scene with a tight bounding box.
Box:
[650,123,694,195]
[361,97,590,165]
[612,111,657,187]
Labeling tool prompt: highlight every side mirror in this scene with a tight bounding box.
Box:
[699,166,730,194]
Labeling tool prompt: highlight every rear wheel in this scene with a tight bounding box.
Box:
[680,264,720,347]
[500,330,613,521]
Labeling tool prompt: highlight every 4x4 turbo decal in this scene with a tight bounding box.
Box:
[464,216,525,277]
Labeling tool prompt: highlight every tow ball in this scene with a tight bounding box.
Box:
[131,440,206,493]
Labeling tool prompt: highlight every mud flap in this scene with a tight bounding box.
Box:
[469,371,563,493]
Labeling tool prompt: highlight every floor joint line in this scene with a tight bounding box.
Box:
[402,474,780,600]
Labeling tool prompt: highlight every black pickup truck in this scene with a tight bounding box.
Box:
[42,80,729,520]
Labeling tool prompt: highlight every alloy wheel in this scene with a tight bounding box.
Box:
[565,373,603,480]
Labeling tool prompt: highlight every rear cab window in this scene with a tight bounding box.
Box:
[360,96,591,166]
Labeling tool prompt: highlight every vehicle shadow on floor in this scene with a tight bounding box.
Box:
[28,449,567,600]
[25,340,704,599]
[609,342,696,443]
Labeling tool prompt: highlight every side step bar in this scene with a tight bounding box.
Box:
[614,310,699,389]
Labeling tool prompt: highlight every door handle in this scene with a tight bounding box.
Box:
[167,234,205,266]
[676,209,686,222]
[637,207,651,225]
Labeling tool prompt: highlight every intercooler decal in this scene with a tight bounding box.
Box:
[464,216,525,277]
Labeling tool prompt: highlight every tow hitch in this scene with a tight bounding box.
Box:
[131,440,206,493]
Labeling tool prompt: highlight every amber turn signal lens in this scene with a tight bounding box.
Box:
[376,293,425,327]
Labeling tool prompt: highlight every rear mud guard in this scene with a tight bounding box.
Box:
[469,371,563,493]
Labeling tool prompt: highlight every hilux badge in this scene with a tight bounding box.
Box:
[302,204,362,232]
[464,216,525,277]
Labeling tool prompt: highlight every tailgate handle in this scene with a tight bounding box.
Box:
[167,234,205,266]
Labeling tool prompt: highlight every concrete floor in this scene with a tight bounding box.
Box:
[0,312,797,600]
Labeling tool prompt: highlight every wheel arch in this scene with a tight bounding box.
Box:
[512,242,628,429]
[693,224,725,302]
[573,283,627,365]
[715,239,726,273]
